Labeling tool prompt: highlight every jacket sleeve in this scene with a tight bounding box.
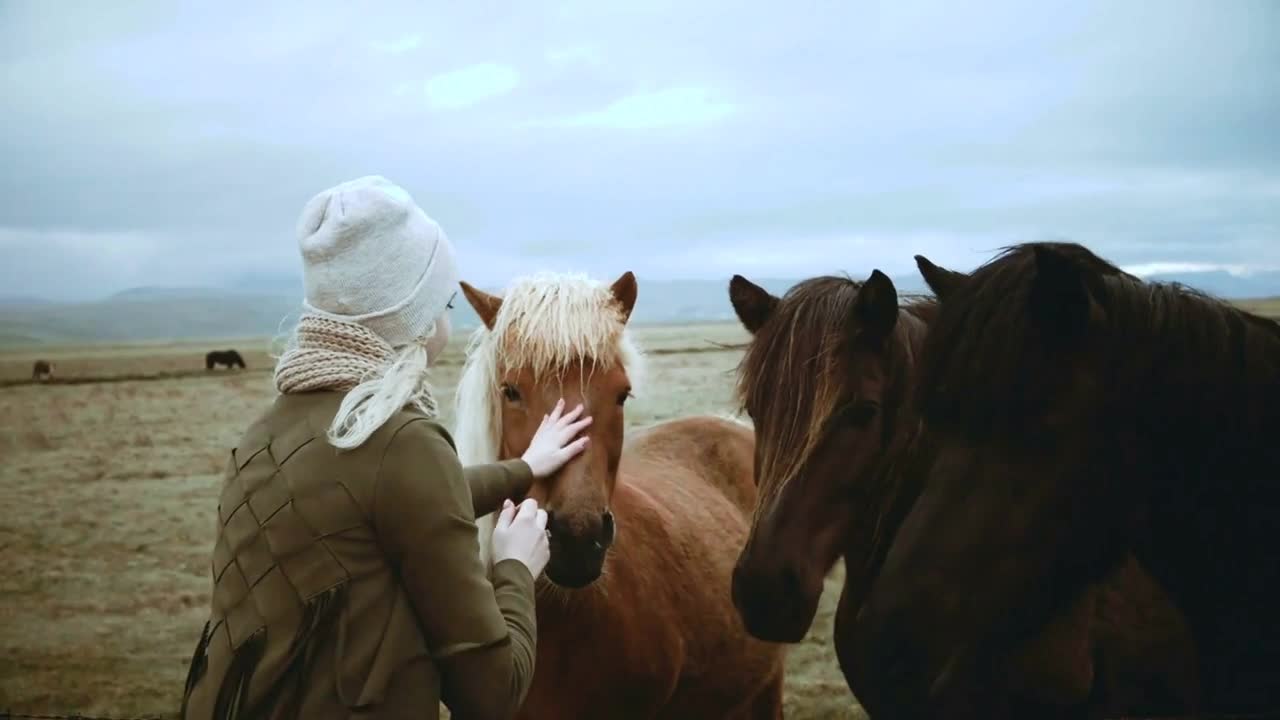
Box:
[373,419,537,720]
[463,460,535,518]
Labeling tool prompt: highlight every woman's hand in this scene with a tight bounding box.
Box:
[521,399,592,479]
[491,498,551,577]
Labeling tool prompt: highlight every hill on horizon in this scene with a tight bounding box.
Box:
[3,269,1278,348]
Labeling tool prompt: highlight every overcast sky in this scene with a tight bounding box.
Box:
[2,0,1278,301]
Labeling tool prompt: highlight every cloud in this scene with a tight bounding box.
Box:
[1122,261,1279,278]
[545,45,603,67]
[371,33,424,55]
[0,0,1278,302]
[0,227,166,301]
[425,63,521,110]
[550,87,737,130]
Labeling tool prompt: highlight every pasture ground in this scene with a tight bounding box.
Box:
[0,323,865,719]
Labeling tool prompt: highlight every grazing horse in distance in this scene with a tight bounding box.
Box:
[454,271,785,719]
[31,359,54,381]
[205,349,245,370]
[850,242,1280,718]
[728,269,1201,718]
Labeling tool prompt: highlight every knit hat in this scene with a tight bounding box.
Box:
[296,175,458,347]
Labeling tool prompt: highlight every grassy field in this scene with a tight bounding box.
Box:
[0,323,863,719]
[1236,295,1280,319]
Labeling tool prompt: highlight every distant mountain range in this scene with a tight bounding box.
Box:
[2,269,1278,347]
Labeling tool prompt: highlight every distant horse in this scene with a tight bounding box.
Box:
[454,271,785,719]
[31,359,54,381]
[205,350,245,370]
[849,242,1280,718]
[728,270,1201,718]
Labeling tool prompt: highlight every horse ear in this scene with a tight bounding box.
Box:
[915,255,967,301]
[1029,244,1093,338]
[729,274,779,335]
[460,280,503,330]
[609,271,638,324]
[852,269,899,347]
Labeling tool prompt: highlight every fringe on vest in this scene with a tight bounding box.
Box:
[263,583,349,719]
[182,583,349,720]
[181,620,213,718]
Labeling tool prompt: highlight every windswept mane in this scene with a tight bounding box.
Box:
[918,241,1280,436]
[453,272,647,561]
[736,275,933,509]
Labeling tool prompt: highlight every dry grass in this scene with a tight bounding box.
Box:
[1236,296,1280,320]
[0,323,864,719]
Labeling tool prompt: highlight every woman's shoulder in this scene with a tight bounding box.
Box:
[373,411,471,510]
[241,392,456,466]
[378,407,460,461]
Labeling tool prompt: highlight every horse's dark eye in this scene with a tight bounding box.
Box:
[617,389,634,406]
[501,384,521,402]
[840,402,878,428]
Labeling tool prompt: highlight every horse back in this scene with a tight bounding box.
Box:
[622,415,756,514]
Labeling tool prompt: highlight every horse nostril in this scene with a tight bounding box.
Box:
[601,509,615,546]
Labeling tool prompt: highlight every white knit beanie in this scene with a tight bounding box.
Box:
[296,175,458,347]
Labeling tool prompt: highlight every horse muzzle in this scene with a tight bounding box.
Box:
[545,508,615,589]
[731,557,819,643]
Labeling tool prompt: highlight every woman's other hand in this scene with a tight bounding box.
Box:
[491,498,551,577]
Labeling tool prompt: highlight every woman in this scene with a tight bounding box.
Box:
[181,176,592,720]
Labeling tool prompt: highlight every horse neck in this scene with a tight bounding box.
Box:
[1108,288,1280,606]
[1110,291,1280,698]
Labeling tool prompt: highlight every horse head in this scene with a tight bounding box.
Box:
[726,270,931,643]
[457,271,643,589]
[850,243,1143,717]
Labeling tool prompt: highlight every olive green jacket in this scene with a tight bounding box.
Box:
[180,390,536,720]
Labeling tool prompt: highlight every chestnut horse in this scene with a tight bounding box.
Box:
[728,269,1200,718]
[453,271,785,719]
[850,242,1280,718]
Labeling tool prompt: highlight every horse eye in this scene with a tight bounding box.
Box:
[617,389,634,406]
[501,384,521,402]
[840,402,878,428]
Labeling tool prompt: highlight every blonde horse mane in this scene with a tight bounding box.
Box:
[453,272,648,566]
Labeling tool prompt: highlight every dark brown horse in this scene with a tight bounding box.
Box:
[849,242,1280,718]
[205,350,245,370]
[32,359,54,381]
[728,269,1202,718]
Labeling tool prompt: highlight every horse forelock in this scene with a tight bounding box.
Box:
[453,272,648,565]
[736,277,854,510]
[737,276,928,516]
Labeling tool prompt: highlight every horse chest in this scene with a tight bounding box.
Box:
[515,602,683,719]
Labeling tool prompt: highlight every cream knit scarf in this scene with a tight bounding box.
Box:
[273,314,438,417]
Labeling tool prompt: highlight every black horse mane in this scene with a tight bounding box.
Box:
[917,241,1280,441]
